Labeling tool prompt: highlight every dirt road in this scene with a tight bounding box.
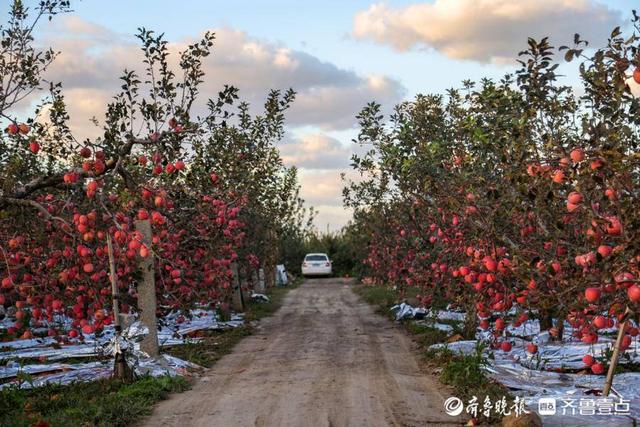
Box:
[143,278,464,426]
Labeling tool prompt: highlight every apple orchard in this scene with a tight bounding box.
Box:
[4,0,640,387]
[345,18,640,376]
[0,3,309,346]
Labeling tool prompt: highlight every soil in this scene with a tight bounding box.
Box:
[142,278,465,426]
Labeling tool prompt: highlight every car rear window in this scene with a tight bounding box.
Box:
[305,255,328,261]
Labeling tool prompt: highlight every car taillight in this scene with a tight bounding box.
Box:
[302,262,307,267]
[325,262,330,267]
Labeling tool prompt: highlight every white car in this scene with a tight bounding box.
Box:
[301,253,332,277]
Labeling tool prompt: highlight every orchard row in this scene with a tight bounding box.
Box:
[0,3,310,342]
[346,21,640,375]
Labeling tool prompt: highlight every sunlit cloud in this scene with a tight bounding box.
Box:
[353,0,622,64]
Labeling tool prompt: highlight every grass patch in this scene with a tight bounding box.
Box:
[352,283,397,317]
[435,344,511,424]
[0,375,189,427]
[439,344,507,400]
[1,279,302,426]
[403,322,450,347]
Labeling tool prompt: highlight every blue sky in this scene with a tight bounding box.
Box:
[9,0,638,231]
[66,0,516,95]
[66,0,635,96]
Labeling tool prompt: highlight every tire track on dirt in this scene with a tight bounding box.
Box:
[142,278,464,427]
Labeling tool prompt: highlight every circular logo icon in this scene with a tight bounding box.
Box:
[444,396,464,416]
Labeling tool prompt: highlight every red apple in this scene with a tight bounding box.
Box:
[63,172,78,184]
[593,315,607,329]
[79,147,92,158]
[605,188,617,200]
[567,192,583,204]
[634,67,640,84]
[6,123,18,135]
[604,216,622,236]
[585,287,601,303]
[570,148,584,163]
[500,341,512,352]
[137,209,150,220]
[621,335,632,350]
[591,158,605,170]
[627,285,640,303]
[29,141,40,154]
[552,170,565,183]
[597,245,612,258]
[93,160,105,174]
[139,245,150,258]
[582,332,598,344]
[567,202,579,212]
[583,355,595,369]
[484,257,497,272]
[591,362,605,374]
[526,343,538,354]
[18,123,29,134]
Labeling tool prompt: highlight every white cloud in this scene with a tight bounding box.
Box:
[40,16,405,138]
[313,205,354,233]
[299,169,348,206]
[58,88,111,138]
[353,0,623,64]
[279,134,352,170]
[292,75,404,129]
[33,17,383,230]
[296,169,356,232]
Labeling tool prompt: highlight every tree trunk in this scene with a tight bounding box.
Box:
[230,262,244,312]
[554,314,565,341]
[135,219,159,358]
[539,309,553,332]
[462,302,478,339]
[107,234,134,381]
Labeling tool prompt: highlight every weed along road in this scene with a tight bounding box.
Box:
[144,278,463,427]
